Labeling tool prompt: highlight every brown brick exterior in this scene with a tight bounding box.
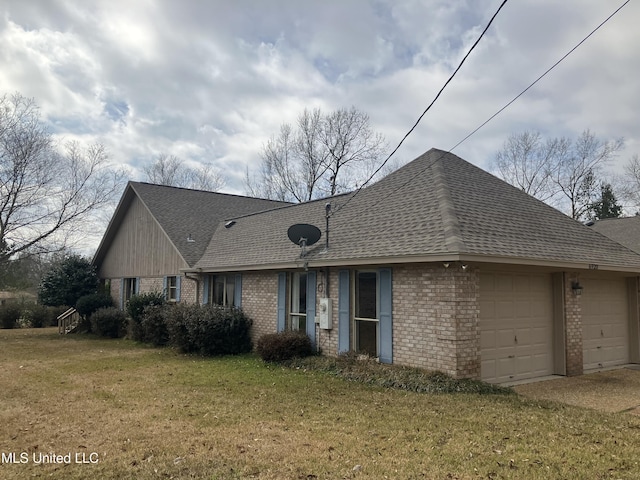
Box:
[144,265,632,382]
[393,264,480,379]
[240,272,279,343]
[564,272,583,376]
[317,269,340,356]
[107,275,199,306]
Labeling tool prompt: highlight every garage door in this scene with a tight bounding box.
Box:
[581,277,629,370]
[480,272,554,383]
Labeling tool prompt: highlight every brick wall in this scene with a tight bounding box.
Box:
[564,271,583,376]
[179,276,198,304]
[317,269,339,356]
[109,279,120,307]
[393,264,480,379]
[139,277,163,294]
[241,272,279,342]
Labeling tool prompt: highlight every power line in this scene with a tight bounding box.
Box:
[334,0,630,221]
[330,0,509,216]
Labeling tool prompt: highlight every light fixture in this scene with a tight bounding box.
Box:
[461,264,469,271]
[571,281,583,296]
[443,262,450,268]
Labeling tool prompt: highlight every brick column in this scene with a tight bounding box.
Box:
[564,272,583,376]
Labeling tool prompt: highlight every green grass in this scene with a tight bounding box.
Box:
[1,328,639,479]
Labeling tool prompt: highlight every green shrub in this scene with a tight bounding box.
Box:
[0,303,22,329]
[76,293,114,320]
[126,292,165,341]
[23,304,53,328]
[165,304,253,356]
[91,307,126,338]
[256,330,314,363]
[141,305,169,346]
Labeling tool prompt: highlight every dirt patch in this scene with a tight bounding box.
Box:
[514,368,640,413]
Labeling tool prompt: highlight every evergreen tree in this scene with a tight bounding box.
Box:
[589,183,622,220]
[38,255,99,307]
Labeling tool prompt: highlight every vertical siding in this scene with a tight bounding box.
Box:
[98,196,188,278]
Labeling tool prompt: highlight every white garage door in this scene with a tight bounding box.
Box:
[581,277,629,370]
[480,272,554,383]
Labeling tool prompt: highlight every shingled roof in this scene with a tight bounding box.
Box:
[590,216,640,254]
[93,182,289,268]
[194,149,640,272]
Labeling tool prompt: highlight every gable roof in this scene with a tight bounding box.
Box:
[589,216,640,254]
[194,149,640,272]
[93,182,289,268]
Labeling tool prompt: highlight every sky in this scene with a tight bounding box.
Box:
[1,0,639,200]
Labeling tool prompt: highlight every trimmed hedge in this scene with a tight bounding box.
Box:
[91,307,126,338]
[256,330,314,363]
[76,293,114,320]
[126,292,165,342]
[163,304,253,356]
[141,305,169,347]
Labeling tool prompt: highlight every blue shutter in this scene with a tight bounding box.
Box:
[163,276,168,301]
[378,268,393,364]
[202,275,209,304]
[277,272,286,332]
[234,274,242,308]
[306,271,317,347]
[119,278,125,310]
[176,276,181,302]
[338,270,350,354]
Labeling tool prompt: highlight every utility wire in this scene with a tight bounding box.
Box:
[330,0,509,216]
[334,0,630,220]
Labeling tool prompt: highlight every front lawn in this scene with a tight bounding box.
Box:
[1,328,639,479]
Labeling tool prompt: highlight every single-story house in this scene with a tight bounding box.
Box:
[94,149,640,384]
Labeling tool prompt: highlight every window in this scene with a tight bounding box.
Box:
[208,275,235,307]
[354,271,378,357]
[123,277,138,303]
[166,276,178,302]
[289,272,307,331]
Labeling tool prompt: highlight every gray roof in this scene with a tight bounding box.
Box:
[93,182,289,268]
[590,216,640,254]
[195,149,640,272]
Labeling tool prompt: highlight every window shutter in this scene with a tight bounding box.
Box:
[306,271,317,347]
[119,278,125,310]
[234,274,242,307]
[338,270,350,354]
[277,272,286,332]
[378,268,393,364]
[202,275,209,304]
[163,277,168,301]
[176,276,181,302]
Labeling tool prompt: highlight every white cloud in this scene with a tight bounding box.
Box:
[1,0,639,251]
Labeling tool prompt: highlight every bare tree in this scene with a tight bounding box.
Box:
[492,129,623,220]
[620,154,640,210]
[0,93,124,265]
[320,107,387,196]
[554,130,623,220]
[245,106,387,202]
[491,131,567,202]
[143,153,225,191]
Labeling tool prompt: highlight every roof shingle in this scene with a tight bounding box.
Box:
[195,149,640,272]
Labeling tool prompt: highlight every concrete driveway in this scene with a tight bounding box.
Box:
[513,366,640,414]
